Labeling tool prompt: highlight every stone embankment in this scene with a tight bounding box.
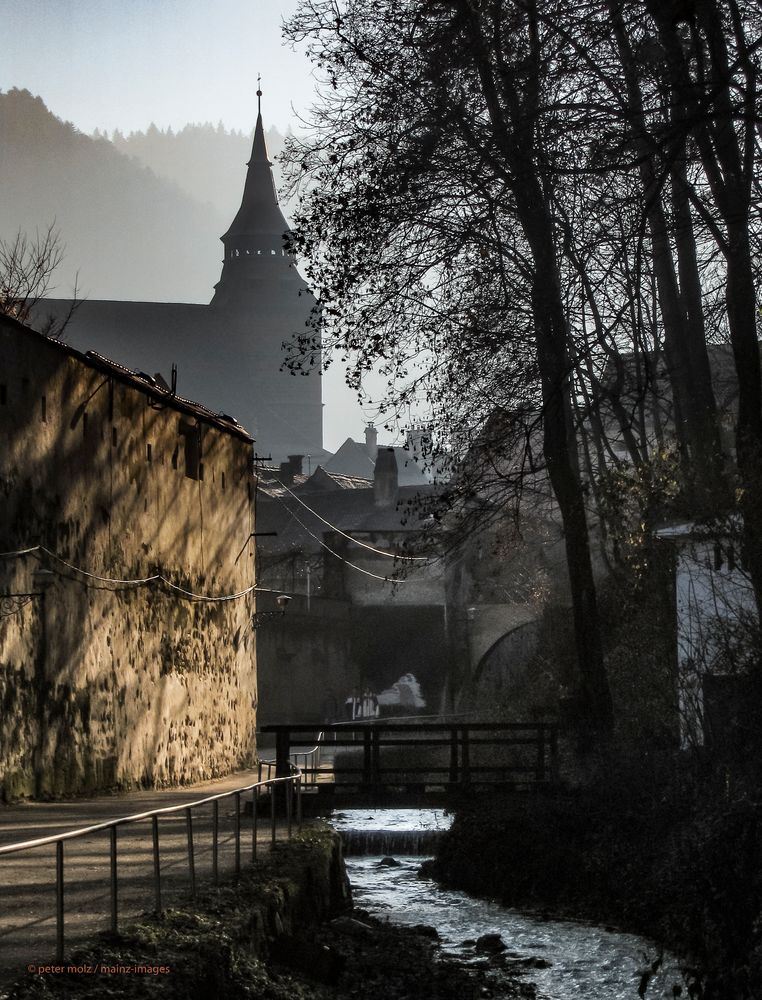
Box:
[428,787,762,999]
[2,825,532,1000]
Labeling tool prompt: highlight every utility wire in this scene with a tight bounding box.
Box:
[282,507,412,583]
[0,544,260,602]
[272,477,431,561]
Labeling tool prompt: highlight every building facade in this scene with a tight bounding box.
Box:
[255,450,448,725]
[0,315,258,798]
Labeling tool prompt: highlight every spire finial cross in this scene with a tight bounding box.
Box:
[256,74,262,116]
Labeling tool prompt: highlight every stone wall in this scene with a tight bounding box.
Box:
[0,317,258,798]
[255,593,354,726]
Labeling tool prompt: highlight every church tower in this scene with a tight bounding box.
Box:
[32,86,323,465]
[210,85,324,463]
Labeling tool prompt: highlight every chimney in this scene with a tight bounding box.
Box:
[288,454,304,477]
[278,460,294,487]
[374,447,398,508]
[364,424,378,461]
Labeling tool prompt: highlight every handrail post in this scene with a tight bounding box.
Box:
[152,815,162,914]
[252,787,258,860]
[234,791,241,876]
[110,826,118,935]
[362,728,372,788]
[212,799,219,884]
[297,775,303,831]
[270,781,277,846]
[536,725,546,783]
[461,727,471,785]
[371,727,381,789]
[185,808,196,898]
[55,840,64,962]
[449,727,459,784]
[286,779,293,839]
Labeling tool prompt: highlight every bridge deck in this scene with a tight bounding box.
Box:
[260,720,560,806]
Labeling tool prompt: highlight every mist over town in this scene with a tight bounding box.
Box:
[1,2,761,998]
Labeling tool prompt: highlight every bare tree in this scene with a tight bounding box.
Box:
[283,0,762,739]
[0,224,78,338]
[284,0,615,739]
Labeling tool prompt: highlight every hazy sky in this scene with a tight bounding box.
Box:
[0,0,314,135]
[0,0,393,450]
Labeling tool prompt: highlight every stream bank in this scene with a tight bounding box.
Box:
[334,808,683,999]
[2,825,530,1000]
[429,786,762,998]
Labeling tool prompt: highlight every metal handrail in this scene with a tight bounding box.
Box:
[258,732,337,787]
[0,770,303,963]
[289,730,334,786]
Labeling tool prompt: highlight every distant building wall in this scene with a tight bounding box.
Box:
[255,594,354,726]
[0,318,257,798]
[657,523,758,748]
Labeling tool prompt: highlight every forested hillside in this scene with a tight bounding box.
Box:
[0,89,285,303]
[107,121,287,217]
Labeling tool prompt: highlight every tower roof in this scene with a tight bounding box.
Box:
[222,99,290,243]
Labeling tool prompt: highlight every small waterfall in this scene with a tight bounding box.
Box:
[335,808,685,1000]
[340,828,443,856]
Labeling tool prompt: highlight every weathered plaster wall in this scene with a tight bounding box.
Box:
[0,319,258,798]
[658,527,756,747]
[255,594,354,726]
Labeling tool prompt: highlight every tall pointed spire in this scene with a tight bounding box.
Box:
[212,82,295,309]
[219,81,290,246]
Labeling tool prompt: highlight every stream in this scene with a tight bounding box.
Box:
[331,809,685,1000]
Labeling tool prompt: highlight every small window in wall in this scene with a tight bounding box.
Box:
[171,445,179,470]
[178,420,201,480]
[184,430,199,479]
[40,396,47,423]
[221,471,226,491]
[0,385,7,404]
[146,443,153,463]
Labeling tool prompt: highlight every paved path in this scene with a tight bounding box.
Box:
[0,768,298,983]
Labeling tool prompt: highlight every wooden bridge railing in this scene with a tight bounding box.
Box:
[259,721,559,792]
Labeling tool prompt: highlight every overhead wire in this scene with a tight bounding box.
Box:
[281,506,414,583]
[0,544,260,602]
[0,483,443,596]
[271,477,432,561]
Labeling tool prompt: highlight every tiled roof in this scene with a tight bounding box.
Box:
[1,313,253,441]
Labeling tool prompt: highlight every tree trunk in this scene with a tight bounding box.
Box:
[647,0,762,617]
[518,179,614,739]
[459,0,614,739]
[610,4,727,510]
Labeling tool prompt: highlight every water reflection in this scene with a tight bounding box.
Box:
[333,809,684,1000]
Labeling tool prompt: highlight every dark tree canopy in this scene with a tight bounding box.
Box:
[283,0,762,739]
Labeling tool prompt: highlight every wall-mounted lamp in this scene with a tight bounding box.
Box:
[0,568,55,619]
[250,594,292,630]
